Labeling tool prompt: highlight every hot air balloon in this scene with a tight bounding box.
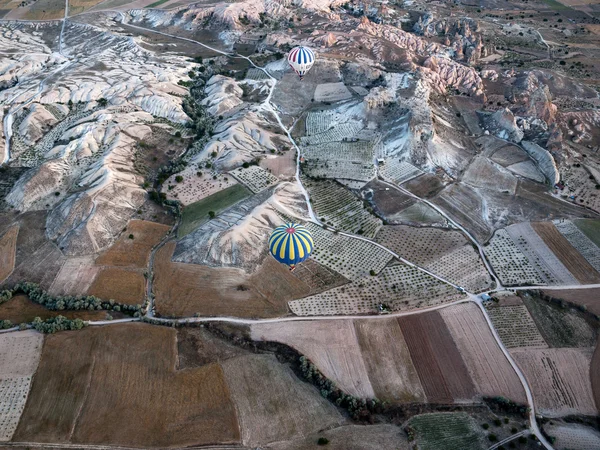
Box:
[269,223,314,270]
[287,46,315,80]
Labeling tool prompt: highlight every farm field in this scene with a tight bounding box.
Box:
[531,221,600,284]
[521,294,596,348]
[14,324,241,447]
[544,422,600,450]
[66,0,106,15]
[270,424,410,450]
[407,412,485,450]
[289,258,348,295]
[259,149,296,178]
[425,245,492,293]
[394,202,446,225]
[289,263,463,316]
[0,331,43,442]
[511,348,597,417]
[379,160,423,185]
[440,303,527,403]
[178,184,251,238]
[95,220,170,268]
[505,222,578,285]
[305,179,382,238]
[154,242,309,318]
[165,168,238,205]
[574,218,600,247]
[592,340,600,414]
[375,225,467,266]
[541,288,600,316]
[354,319,426,403]
[0,225,18,284]
[5,0,64,19]
[484,229,545,286]
[554,219,600,272]
[47,256,99,296]
[221,354,345,446]
[486,304,548,349]
[251,320,376,398]
[0,294,116,323]
[86,267,145,305]
[229,166,279,194]
[398,312,476,403]
[304,222,392,280]
[363,180,416,220]
[313,82,353,102]
[402,174,445,198]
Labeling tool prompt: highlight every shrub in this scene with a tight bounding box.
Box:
[518,436,527,444]
[317,437,329,445]
[175,175,184,183]
[488,434,498,442]
[369,270,376,276]
[129,234,134,239]
[493,418,502,426]
[208,211,216,219]
[482,423,490,430]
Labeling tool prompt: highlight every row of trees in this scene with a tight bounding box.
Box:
[298,356,386,420]
[31,316,86,334]
[13,282,142,316]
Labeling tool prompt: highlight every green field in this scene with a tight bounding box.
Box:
[145,0,170,7]
[178,185,251,238]
[408,413,485,450]
[574,219,600,249]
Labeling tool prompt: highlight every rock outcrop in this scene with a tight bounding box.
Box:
[521,141,560,185]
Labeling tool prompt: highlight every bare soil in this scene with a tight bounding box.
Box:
[542,288,600,316]
[402,174,445,198]
[86,267,145,305]
[531,221,600,284]
[154,242,310,318]
[95,220,170,268]
[14,324,241,447]
[397,312,476,403]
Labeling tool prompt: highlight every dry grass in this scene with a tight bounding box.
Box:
[11,0,65,20]
[398,312,476,403]
[441,303,526,403]
[48,256,99,296]
[95,220,170,268]
[531,222,600,284]
[66,0,107,15]
[511,348,597,417]
[86,267,145,305]
[221,354,345,446]
[0,295,117,323]
[0,225,18,283]
[14,324,240,447]
[354,318,425,403]
[251,320,375,398]
[154,242,309,318]
[0,330,43,379]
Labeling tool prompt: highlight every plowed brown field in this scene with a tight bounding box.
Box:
[531,222,600,284]
[591,341,600,414]
[542,288,600,316]
[398,312,476,403]
[354,319,425,403]
[440,303,526,403]
[86,267,145,305]
[154,242,310,318]
[0,225,18,283]
[14,324,240,447]
[95,220,170,268]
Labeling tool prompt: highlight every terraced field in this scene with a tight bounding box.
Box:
[306,179,381,238]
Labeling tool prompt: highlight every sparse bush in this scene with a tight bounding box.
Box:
[317,437,329,445]
[175,175,184,183]
[129,234,134,239]
[488,434,498,442]
[482,423,490,430]
[208,211,216,219]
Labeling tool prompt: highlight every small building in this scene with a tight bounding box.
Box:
[480,293,492,302]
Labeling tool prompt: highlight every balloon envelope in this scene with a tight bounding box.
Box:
[269,223,314,267]
[287,46,315,79]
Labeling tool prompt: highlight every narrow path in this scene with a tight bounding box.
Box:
[488,430,529,450]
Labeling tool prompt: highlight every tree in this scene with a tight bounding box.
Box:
[317,437,329,445]
[129,234,134,239]
[208,211,216,219]
[98,98,108,107]
[175,175,184,183]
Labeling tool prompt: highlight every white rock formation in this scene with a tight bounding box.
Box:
[521,141,560,185]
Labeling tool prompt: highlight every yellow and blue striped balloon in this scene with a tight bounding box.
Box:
[268,223,314,268]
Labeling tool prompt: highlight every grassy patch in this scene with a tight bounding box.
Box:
[178,184,251,238]
[574,219,600,248]
[522,294,595,348]
[145,0,170,8]
[408,412,484,450]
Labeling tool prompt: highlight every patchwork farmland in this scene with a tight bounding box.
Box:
[407,412,485,450]
[486,304,548,349]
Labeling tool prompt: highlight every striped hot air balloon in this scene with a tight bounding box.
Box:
[287,46,315,80]
[268,223,314,269]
